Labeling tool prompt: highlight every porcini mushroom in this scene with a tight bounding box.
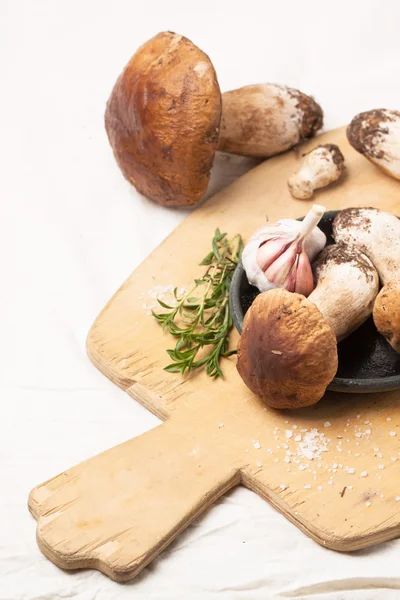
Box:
[236,244,379,409]
[105,32,323,207]
[333,207,400,352]
[288,144,345,200]
[347,109,400,180]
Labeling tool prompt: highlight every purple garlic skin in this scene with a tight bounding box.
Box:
[242,205,326,296]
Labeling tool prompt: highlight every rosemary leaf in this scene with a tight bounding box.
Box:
[152,228,242,378]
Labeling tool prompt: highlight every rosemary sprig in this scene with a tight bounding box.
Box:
[152,228,243,378]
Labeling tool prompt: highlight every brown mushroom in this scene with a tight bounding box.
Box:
[333,207,400,352]
[236,244,379,409]
[105,32,323,207]
[347,109,400,180]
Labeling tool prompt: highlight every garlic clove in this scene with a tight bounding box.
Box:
[264,240,300,286]
[256,237,291,271]
[294,250,314,297]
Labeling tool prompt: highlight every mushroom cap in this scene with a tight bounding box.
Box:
[105,32,221,207]
[332,207,400,285]
[347,109,400,180]
[236,289,338,409]
[373,279,400,352]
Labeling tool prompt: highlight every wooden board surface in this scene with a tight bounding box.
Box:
[29,126,400,582]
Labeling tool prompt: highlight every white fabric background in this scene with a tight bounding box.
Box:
[2,1,400,598]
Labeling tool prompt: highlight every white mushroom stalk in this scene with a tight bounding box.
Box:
[242,204,326,297]
[333,207,400,352]
[347,109,400,180]
[288,144,345,200]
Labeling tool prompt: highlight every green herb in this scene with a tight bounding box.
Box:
[152,228,243,378]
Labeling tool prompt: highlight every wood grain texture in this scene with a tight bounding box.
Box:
[29,126,400,582]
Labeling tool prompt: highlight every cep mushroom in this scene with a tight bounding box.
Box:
[288,144,345,200]
[333,207,400,352]
[105,31,323,207]
[347,109,400,180]
[237,244,379,409]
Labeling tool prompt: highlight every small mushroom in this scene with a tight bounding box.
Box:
[105,32,323,207]
[333,207,400,352]
[347,109,400,180]
[288,144,345,200]
[236,244,379,409]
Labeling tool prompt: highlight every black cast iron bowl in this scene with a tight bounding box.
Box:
[229,210,400,394]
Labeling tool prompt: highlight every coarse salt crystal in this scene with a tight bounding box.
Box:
[364,421,370,425]
[292,425,298,430]
[390,432,396,437]
[387,417,392,422]
[396,496,400,502]
[304,484,311,489]
[273,458,279,463]
[218,423,224,428]
[379,465,385,469]
[333,463,338,469]
[365,501,371,507]
[347,468,355,474]
[256,461,262,468]
[317,485,323,491]
[294,435,302,442]
[392,457,397,462]
[280,484,286,491]
[253,441,261,449]
[356,415,361,419]
[245,449,249,453]
[299,465,307,471]
[374,447,379,452]
[361,471,368,477]
[324,422,331,428]
[348,485,353,490]
[328,480,333,485]
[284,456,291,464]
[355,433,362,438]
[283,444,288,449]
[365,429,371,435]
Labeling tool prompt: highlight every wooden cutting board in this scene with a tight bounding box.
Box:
[29,126,400,582]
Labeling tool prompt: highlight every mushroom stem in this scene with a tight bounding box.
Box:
[217,84,323,158]
[333,207,400,351]
[309,245,379,342]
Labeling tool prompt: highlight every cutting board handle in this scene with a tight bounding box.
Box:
[29,401,241,582]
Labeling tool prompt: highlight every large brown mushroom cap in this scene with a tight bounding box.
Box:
[236,289,338,409]
[373,280,400,352]
[105,32,221,207]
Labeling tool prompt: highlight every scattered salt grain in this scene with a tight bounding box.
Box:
[379,465,385,470]
[390,432,397,437]
[292,425,298,430]
[256,461,262,468]
[253,441,261,449]
[218,423,224,428]
[387,417,392,422]
[365,429,371,435]
[365,501,371,507]
[304,484,311,489]
[317,485,323,491]
[324,422,331,428]
[245,449,249,453]
[284,456,291,464]
[294,435,302,442]
[355,433,362,438]
[299,465,307,471]
[374,447,379,452]
[280,484,286,491]
[360,471,368,477]
[392,457,397,462]
[328,480,333,485]
[274,458,279,463]
[348,485,353,490]
[396,496,400,502]
[332,463,338,469]
[357,415,361,419]
[347,468,355,474]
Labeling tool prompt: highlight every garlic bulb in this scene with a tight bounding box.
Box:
[242,204,326,296]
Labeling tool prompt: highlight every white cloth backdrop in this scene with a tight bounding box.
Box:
[2,1,400,598]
